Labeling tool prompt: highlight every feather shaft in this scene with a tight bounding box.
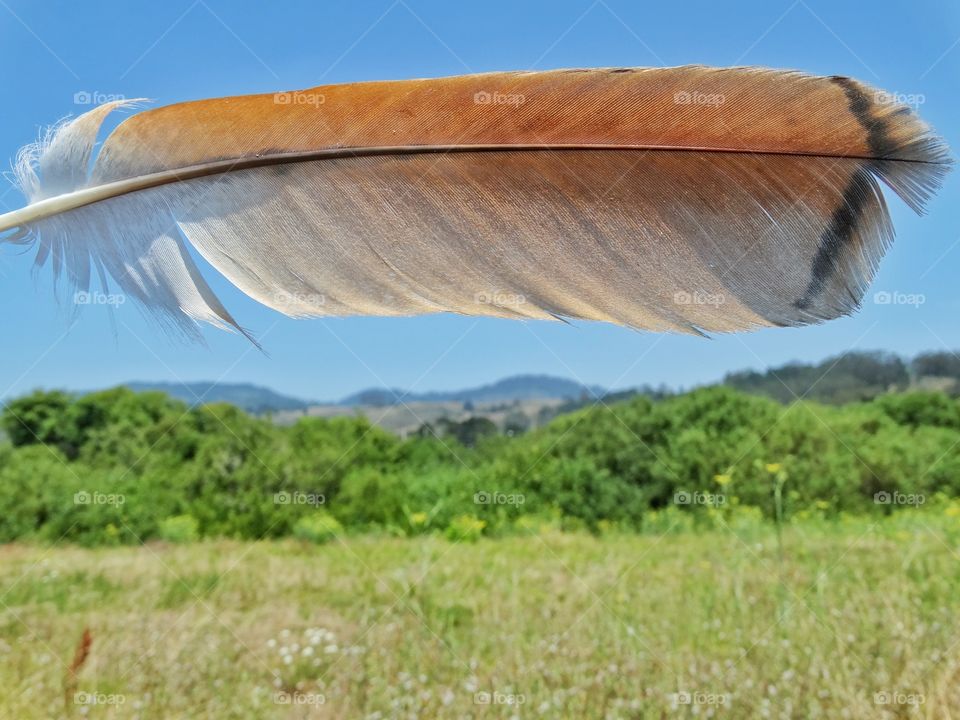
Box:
[3,143,936,234]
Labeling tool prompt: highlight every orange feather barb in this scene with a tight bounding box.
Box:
[0,67,950,342]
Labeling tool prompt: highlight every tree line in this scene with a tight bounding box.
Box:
[1,380,957,545]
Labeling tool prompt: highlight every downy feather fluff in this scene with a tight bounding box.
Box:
[0,66,950,342]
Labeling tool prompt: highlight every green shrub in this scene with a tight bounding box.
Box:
[333,467,408,529]
[293,514,343,544]
[445,515,486,542]
[0,445,74,542]
[158,515,200,543]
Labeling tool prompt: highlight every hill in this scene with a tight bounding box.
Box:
[114,350,960,420]
[339,374,604,406]
[123,381,311,414]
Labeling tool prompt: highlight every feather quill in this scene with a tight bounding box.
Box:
[0,66,950,341]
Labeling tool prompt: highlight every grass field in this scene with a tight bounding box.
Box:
[1,518,958,719]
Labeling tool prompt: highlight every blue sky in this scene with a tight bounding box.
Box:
[0,0,956,401]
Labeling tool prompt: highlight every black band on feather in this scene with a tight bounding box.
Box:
[794,77,893,312]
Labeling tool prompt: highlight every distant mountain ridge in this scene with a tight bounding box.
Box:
[121,374,604,414]
[123,381,312,414]
[339,374,604,407]
[117,350,960,416]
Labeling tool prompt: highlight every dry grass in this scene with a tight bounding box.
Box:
[0,518,958,718]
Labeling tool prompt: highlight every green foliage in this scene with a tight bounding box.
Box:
[874,391,960,429]
[419,416,499,447]
[444,514,486,542]
[1,390,79,457]
[1,383,959,545]
[0,444,75,542]
[292,513,343,544]
[159,515,200,543]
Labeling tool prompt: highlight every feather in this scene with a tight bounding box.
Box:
[0,66,950,341]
